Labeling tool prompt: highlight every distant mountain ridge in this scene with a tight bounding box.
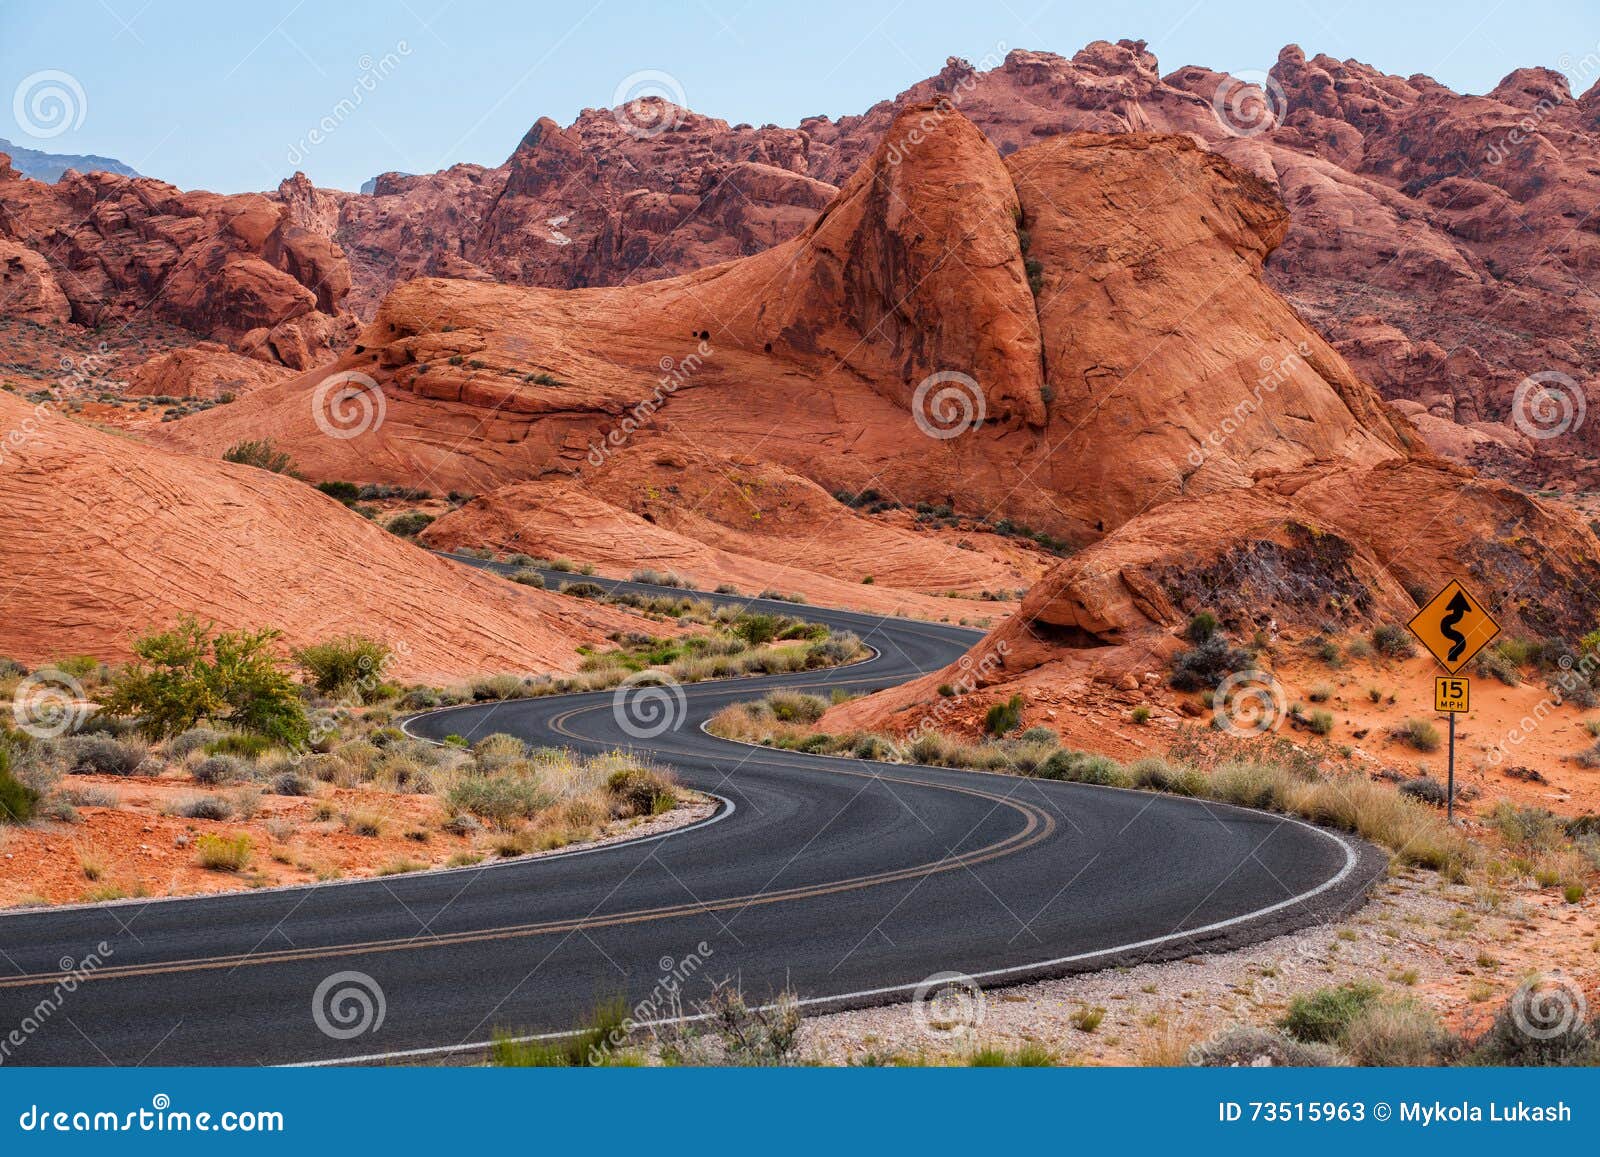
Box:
[0,137,139,182]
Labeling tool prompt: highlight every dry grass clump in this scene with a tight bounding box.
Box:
[194,833,253,872]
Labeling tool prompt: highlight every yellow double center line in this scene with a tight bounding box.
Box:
[0,772,1053,991]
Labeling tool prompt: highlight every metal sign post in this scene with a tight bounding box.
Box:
[1413,586,1493,826]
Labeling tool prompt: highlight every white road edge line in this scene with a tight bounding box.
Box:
[287,725,1364,1067]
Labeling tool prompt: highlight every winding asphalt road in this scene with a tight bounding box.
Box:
[0,562,1383,1065]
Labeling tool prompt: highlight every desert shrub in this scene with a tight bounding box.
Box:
[1185,611,1219,643]
[1343,1000,1448,1066]
[165,727,223,759]
[1278,981,1383,1044]
[1131,705,1152,724]
[1126,757,1205,797]
[1169,635,1251,691]
[766,691,828,724]
[1397,776,1449,807]
[191,755,248,786]
[1370,623,1414,658]
[1396,718,1441,752]
[61,784,119,808]
[268,770,314,796]
[510,569,545,588]
[471,674,528,701]
[606,766,676,818]
[984,694,1024,737]
[1463,982,1600,1066]
[385,512,435,538]
[1205,760,1292,810]
[293,635,392,702]
[1035,749,1128,787]
[102,617,308,745]
[204,732,270,759]
[194,833,253,871]
[1189,1026,1342,1067]
[852,734,896,761]
[654,986,803,1067]
[342,809,385,837]
[1305,708,1335,736]
[806,634,863,667]
[1487,802,1564,849]
[447,775,551,829]
[63,735,148,776]
[171,794,232,821]
[222,439,294,474]
[0,749,39,824]
[560,581,606,599]
[317,480,361,503]
[1473,648,1521,686]
[492,996,630,1067]
[471,733,527,769]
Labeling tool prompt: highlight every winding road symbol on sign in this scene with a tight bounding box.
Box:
[1408,579,1500,675]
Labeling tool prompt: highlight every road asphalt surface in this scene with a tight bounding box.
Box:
[0,561,1383,1065]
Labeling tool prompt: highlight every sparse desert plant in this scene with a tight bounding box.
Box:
[1370,623,1415,658]
[1397,775,1449,807]
[1278,981,1382,1044]
[984,694,1024,737]
[1189,1026,1342,1067]
[1343,999,1448,1066]
[293,635,393,701]
[1070,1005,1106,1032]
[492,996,630,1067]
[385,512,435,538]
[222,439,294,474]
[1130,705,1151,724]
[1396,717,1441,752]
[510,568,545,588]
[0,749,39,824]
[169,794,233,821]
[194,833,253,872]
[341,809,386,837]
[191,754,247,786]
[62,735,148,777]
[1169,635,1251,691]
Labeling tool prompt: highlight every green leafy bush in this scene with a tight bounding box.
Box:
[293,635,393,701]
[222,439,294,474]
[102,617,308,745]
[0,748,39,824]
[386,512,435,538]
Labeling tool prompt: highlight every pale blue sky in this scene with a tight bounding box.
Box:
[2,0,1596,193]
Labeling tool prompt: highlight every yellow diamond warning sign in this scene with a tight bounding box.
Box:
[1408,580,1501,675]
